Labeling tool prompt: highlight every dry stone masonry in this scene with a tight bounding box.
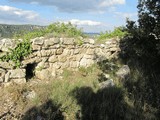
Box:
[0,37,120,84]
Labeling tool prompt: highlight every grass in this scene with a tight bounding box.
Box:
[1,60,151,119]
[96,26,128,44]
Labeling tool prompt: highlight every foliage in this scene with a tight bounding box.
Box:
[0,40,32,67]
[137,0,160,36]
[118,0,160,118]
[0,24,44,38]
[0,22,84,67]
[46,22,84,38]
[97,26,128,41]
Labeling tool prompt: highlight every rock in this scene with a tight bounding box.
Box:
[35,69,51,80]
[32,45,41,51]
[100,44,105,48]
[99,79,115,89]
[9,69,26,79]
[0,38,16,52]
[0,68,6,82]
[89,39,95,44]
[40,50,51,57]
[0,62,13,69]
[56,48,63,55]
[109,47,120,52]
[62,49,70,56]
[4,72,10,82]
[86,49,95,55]
[79,58,94,67]
[12,78,26,84]
[79,58,87,67]
[70,61,79,68]
[22,57,42,65]
[32,37,44,45]
[83,38,95,44]
[63,38,75,45]
[58,56,67,62]
[3,82,12,87]
[22,90,37,100]
[74,49,80,54]
[44,38,59,47]
[104,74,110,79]
[48,55,58,63]
[83,55,94,59]
[116,65,130,79]
[36,60,49,70]
[51,37,60,44]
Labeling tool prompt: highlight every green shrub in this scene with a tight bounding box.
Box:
[96,27,128,44]
[0,22,84,68]
[46,22,84,38]
[0,40,32,67]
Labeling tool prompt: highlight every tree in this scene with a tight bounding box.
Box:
[137,0,160,38]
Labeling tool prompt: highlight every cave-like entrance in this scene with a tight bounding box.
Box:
[26,63,36,80]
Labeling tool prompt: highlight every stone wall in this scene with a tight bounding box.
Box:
[0,37,120,84]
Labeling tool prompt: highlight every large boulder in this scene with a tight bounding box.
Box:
[9,69,26,79]
[99,79,115,89]
[116,65,130,79]
[35,69,51,80]
[0,68,6,82]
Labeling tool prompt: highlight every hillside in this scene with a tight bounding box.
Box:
[0,24,45,38]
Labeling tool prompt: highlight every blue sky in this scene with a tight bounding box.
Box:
[0,0,138,32]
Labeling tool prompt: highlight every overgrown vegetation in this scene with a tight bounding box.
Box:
[119,0,160,119]
[14,22,84,39]
[2,62,144,120]
[0,40,32,67]
[0,22,84,67]
[96,27,128,44]
[0,24,44,38]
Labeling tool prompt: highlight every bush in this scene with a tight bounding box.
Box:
[97,27,128,41]
[0,40,32,67]
[0,22,84,67]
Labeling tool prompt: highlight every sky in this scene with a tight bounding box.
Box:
[0,0,138,33]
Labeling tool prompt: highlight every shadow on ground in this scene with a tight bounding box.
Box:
[71,86,141,120]
[118,36,160,119]
[22,100,64,120]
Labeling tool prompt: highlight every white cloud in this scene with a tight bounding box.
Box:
[114,12,137,19]
[68,19,102,26]
[9,0,126,13]
[99,0,125,7]
[0,5,48,25]
[60,19,109,32]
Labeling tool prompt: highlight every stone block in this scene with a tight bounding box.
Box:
[58,56,67,62]
[63,38,75,45]
[12,78,26,84]
[0,62,13,69]
[48,55,58,63]
[35,69,51,80]
[44,38,60,47]
[56,48,63,55]
[0,68,5,82]
[86,49,95,55]
[32,44,41,51]
[4,72,10,82]
[9,69,26,79]
[32,37,44,45]
[70,61,79,68]
[40,50,51,57]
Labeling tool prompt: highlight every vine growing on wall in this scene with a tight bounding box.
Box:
[0,22,85,68]
[0,40,32,67]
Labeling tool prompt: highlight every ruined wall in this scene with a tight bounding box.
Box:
[0,37,120,84]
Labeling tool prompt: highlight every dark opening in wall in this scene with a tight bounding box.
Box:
[111,51,115,55]
[26,63,36,80]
